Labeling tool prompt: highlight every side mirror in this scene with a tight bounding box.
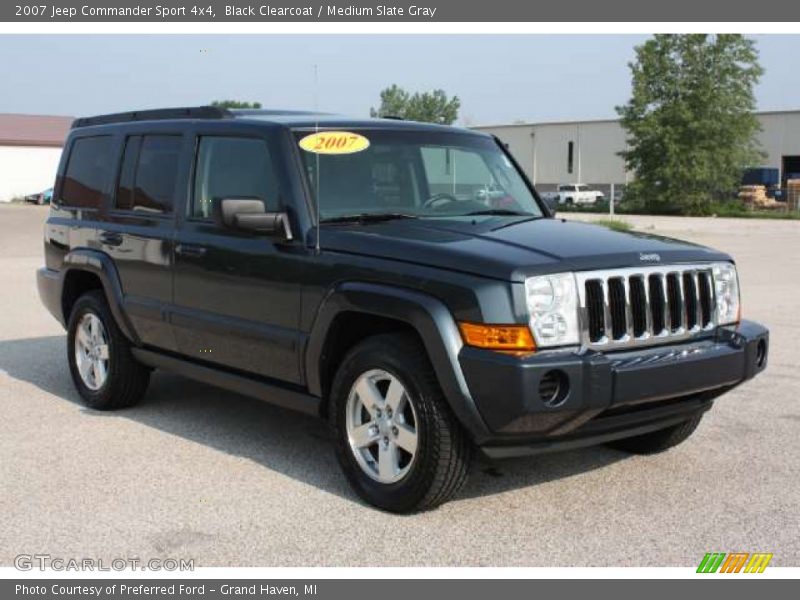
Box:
[214,198,293,240]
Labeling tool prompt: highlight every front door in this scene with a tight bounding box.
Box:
[171,133,304,384]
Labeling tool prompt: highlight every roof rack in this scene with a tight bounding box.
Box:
[229,109,332,117]
[71,106,231,128]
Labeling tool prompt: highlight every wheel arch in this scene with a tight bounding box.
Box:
[61,249,140,345]
[305,282,490,443]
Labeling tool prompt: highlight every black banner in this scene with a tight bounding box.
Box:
[4,0,800,22]
[4,579,798,600]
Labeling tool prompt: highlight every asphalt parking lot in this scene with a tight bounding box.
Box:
[1,204,798,567]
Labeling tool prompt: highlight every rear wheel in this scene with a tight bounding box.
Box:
[67,290,150,410]
[329,333,472,512]
[607,413,704,454]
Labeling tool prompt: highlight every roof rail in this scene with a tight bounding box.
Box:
[71,106,231,128]
[229,109,332,117]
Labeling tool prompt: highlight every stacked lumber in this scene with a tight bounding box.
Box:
[738,185,777,209]
[787,179,800,211]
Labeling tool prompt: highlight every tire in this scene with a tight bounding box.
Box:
[607,413,704,455]
[565,197,574,205]
[67,290,150,410]
[329,333,473,513]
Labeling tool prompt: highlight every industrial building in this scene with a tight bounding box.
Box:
[2,109,799,203]
[0,113,73,202]
[475,109,800,196]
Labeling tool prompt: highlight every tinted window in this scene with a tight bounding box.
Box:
[128,135,181,213]
[421,147,493,198]
[192,136,278,219]
[60,136,114,208]
[114,136,141,211]
[295,130,543,220]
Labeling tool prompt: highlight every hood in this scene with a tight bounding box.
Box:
[320,217,730,281]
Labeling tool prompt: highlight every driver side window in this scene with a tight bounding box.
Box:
[191,136,278,220]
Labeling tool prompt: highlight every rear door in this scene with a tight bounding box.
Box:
[170,130,304,384]
[98,130,189,352]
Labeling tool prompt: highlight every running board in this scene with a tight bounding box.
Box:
[131,348,321,416]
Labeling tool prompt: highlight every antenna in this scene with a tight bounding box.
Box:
[314,64,321,254]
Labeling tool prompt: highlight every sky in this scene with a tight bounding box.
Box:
[0,34,798,126]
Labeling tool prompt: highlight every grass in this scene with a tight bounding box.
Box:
[593,218,633,232]
[707,202,800,220]
[556,200,800,221]
[555,201,619,214]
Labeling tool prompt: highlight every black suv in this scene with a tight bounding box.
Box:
[37,106,769,512]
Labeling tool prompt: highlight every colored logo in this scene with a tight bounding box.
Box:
[697,552,773,573]
[299,131,370,155]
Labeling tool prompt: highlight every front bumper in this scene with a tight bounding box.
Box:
[459,320,769,457]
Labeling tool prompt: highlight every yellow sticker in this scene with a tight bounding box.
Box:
[298,131,370,155]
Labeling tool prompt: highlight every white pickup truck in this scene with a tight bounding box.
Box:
[550,184,605,205]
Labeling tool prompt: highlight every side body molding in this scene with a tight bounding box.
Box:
[305,282,491,443]
[62,249,141,345]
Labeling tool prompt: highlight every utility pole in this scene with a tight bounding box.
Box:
[610,183,615,216]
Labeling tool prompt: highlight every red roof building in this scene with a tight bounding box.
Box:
[0,113,73,148]
[0,113,74,201]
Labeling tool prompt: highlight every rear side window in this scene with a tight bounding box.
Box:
[115,136,141,211]
[114,135,181,214]
[60,136,114,208]
[192,136,278,220]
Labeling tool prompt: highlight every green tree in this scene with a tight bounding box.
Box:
[370,85,460,125]
[617,35,764,215]
[211,100,262,109]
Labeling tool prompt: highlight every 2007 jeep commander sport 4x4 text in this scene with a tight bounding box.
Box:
[37,107,769,512]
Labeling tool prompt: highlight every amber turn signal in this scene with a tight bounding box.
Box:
[457,322,536,351]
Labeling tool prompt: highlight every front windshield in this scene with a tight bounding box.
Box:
[294,129,544,221]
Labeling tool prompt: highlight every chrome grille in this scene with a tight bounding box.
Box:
[577,265,716,350]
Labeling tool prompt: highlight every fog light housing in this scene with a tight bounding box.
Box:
[538,369,569,407]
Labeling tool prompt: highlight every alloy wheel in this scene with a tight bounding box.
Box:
[345,369,419,484]
[74,313,110,391]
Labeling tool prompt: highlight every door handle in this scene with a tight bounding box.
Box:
[175,243,207,258]
[99,232,123,246]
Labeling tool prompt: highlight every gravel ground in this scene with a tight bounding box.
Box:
[0,204,798,567]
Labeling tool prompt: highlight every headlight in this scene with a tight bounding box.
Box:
[712,262,741,325]
[525,272,580,347]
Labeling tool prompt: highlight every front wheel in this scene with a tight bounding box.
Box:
[329,333,472,512]
[607,413,704,454]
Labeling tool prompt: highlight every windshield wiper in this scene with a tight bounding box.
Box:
[463,208,532,217]
[321,213,419,224]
